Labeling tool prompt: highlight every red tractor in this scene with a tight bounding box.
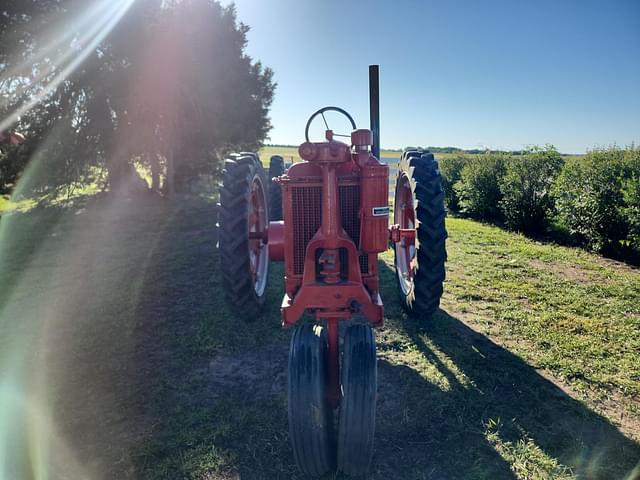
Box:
[219,65,446,476]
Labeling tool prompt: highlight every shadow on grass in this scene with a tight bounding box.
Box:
[126,198,297,479]
[1,194,228,478]
[374,260,640,480]
[132,231,639,479]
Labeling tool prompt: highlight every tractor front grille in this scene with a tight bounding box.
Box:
[339,185,360,247]
[291,186,322,275]
[290,183,368,276]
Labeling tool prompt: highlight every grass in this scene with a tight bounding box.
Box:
[438,218,640,398]
[0,182,103,216]
[0,196,638,479]
[0,194,36,214]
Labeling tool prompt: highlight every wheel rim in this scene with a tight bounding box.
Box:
[248,174,269,296]
[394,173,415,296]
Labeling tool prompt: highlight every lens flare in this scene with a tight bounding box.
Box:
[1,1,136,478]
[0,0,135,134]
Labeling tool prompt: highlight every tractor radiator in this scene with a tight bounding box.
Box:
[290,184,368,275]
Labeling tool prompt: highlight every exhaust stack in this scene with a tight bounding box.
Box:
[369,65,380,159]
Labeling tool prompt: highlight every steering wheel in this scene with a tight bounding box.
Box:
[304,106,357,143]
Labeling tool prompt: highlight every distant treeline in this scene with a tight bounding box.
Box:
[401,146,543,155]
[438,145,640,262]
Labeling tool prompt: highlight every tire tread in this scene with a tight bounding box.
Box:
[218,153,268,320]
[395,149,448,317]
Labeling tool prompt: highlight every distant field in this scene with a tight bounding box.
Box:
[260,145,409,165]
[259,145,463,165]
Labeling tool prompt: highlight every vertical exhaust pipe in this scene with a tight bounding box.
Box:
[369,65,380,159]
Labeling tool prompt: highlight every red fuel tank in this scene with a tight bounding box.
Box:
[359,156,389,253]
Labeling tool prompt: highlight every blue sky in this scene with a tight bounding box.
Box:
[223,0,639,153]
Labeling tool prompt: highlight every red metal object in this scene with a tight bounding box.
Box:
[0,131,25,145]
[276,135,387,328]
[394,173,417,287]
[281,66,444,475]
[389,224,416,243]
[267,221,284,261]
[271,128,390,406]
[268,68,419,430]
[248,175,269,296]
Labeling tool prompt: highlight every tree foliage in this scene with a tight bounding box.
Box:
[499,146,563,232]
[621,151,640,250]
[438,146,640,259]
[552,148,637,253]
[454,154,507,220]
[438,154,469,213]
[0,0,275,195]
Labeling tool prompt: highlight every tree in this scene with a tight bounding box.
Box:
[0,0,275,196]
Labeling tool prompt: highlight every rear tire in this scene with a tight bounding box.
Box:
[337,324,377,476]
[268,155,285,220]
[288,323,335,476]
[394,149,447,316]
[218,153,269,320]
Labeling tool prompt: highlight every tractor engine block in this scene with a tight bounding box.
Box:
[273,142,389,327]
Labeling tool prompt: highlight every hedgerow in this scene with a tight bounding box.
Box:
[553,148,637,253]
[499,146,564,233]
[454,154,507,220]
[438,155,469,212]
[437,145,640,259]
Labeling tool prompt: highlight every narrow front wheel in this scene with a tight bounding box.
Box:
[337,324,377,476]
[288,323,335,476]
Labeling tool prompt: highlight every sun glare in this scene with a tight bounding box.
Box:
[1,1,135,478]
[0,0,135,134]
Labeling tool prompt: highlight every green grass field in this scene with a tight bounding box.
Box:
[0,196,638,479]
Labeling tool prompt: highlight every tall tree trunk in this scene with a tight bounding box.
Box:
[107,155,125,192]
[165,148,175,196]
[150,152,160,192]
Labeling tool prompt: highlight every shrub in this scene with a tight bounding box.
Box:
[621,148,640,250]
[499,146,564,233]
[439,154,470,212]
[455,153,507,220]
[553,148,631,252]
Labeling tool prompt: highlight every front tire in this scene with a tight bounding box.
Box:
[288,324,335,476]
[218,153,269,320]
[393,149,447,316]
[337,324,377,476]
